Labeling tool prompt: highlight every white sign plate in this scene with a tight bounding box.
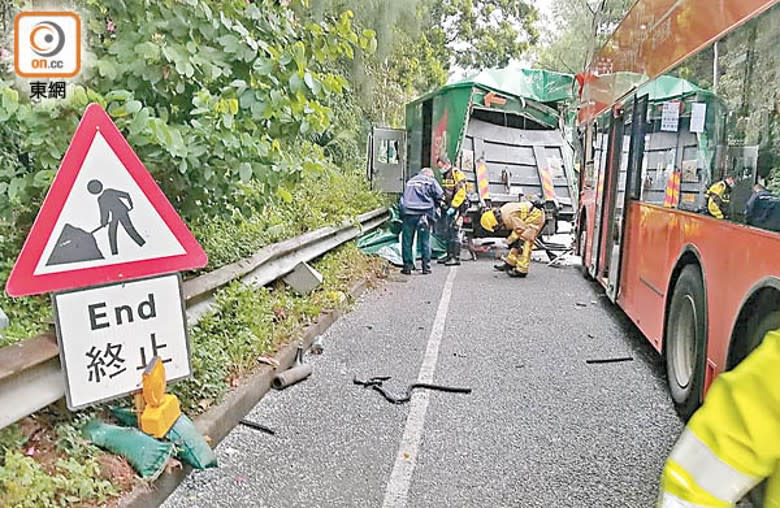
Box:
[53,274,190,409]
[690,102,707,133]
[661,101,680,132]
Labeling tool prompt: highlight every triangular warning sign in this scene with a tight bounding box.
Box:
[6,103,207,297]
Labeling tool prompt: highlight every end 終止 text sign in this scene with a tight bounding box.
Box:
[53,274,190,409]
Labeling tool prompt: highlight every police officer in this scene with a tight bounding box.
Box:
[658,328,780,506]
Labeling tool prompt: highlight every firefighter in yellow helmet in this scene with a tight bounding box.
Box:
[706,175,735,220]
[480,199,546,278]
[436,155,468,266]
[658,329,780,507]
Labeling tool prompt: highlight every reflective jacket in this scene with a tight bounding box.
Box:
[499,201,545,244]
[400,172,444,216]
[442,166,467,209]
[706,180,731,219]
[659,330,780,507]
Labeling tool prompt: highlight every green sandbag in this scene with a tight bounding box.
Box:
[166,414,218,470]
[110,407,217,470]
[83,420,174,480]
[110,406,138,427]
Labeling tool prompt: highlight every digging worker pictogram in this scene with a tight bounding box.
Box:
[88,179,146,255]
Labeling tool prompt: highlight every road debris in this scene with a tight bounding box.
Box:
[353,376,472,405]
[257,356,281,368]
[310,336,324,355]
[575,302,587,307]
[272,344,312,389]
[585,356,634,365]
[238,419,276,436]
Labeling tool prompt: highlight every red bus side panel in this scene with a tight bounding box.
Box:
[618,201,780,374]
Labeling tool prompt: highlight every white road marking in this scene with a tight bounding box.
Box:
[382,267,458,508]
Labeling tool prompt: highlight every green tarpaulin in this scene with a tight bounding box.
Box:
[638,75,716,102]
[357,207,447,266]
[456,68,576,104]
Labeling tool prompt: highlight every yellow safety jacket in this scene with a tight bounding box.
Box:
[499,201,545,244]
[659,329,780,507]
[442,167,467,209]
[706,180,731,220]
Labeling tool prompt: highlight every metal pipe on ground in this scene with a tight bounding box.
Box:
[271,364,313,389]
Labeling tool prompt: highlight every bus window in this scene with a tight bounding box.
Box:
[639,109,681,207]
[663,3,780,232]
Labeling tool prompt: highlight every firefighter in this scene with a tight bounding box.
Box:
[480,199,546,278]
[436,155,468,266]
[706,176,735,219]
[658,329,780,507]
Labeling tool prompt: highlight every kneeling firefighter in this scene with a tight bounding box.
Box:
[658,329,780,507]
[480,199,546,278]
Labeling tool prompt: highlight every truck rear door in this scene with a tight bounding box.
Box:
[460,116,576,221]
[367,127,407,193]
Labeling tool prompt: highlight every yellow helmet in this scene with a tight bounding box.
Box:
[480,209,499,232]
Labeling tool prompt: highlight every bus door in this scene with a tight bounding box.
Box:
[603,95,648,301]
[587,119,611,278]
[595,107,626,288]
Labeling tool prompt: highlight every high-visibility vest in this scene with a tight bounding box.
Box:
[658,330,780,507]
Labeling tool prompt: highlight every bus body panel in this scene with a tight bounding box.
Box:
[618,202,780,377]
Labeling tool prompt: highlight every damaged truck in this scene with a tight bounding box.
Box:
[368,68,579,238]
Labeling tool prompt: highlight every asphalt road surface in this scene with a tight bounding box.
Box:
[164,259,683,508]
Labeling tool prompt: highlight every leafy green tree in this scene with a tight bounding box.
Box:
[0,0,373,222]
[534,0,633,73]
[306,0,539,130]
[426,0,538,70]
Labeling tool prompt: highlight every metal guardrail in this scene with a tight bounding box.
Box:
[0,207,389,430]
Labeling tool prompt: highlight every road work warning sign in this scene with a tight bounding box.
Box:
[5,103,207,297]
[4,103,206,410]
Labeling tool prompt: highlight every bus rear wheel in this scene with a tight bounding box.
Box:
[739,309,780,364]
[665,265,707,421]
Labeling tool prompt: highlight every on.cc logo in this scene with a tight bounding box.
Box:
[14,12,81,78]
[29,21,66,58]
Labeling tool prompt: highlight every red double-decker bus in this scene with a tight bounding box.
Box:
[576,0,780,419]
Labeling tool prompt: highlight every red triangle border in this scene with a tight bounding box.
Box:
[5,103,207,297]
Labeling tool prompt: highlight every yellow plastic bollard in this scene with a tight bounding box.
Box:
[139,356,181,438]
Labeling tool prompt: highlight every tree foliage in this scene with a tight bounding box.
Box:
[427,0,538,70]
[533,0,634,73]
[305,0,538,127]
[0,0,374,226]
